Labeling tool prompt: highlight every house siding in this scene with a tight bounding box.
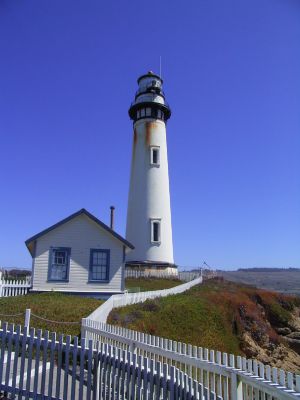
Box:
[32,214,124,293]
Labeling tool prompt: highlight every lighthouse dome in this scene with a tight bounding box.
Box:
[129,71,171,121]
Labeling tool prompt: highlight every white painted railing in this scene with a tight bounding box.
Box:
[0,321,210,399]
[125,269,202,281]
[86,276,203,323]
[0,272,31,297]
[81,320,300,400]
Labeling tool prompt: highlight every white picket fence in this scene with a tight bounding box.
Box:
[0,272,31,297]
[125,269,202,282]
[0,321,212,400]
[86,276,203,323]
[81,320,300,400]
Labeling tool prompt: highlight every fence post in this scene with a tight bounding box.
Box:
[81,318,87,348]
[129,339,137,354]
[230,372,243,400]
[81,318,86,338]
[24,308,31,329]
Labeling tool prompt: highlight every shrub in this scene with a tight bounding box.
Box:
[141,300,159,312]
[265,303,291,327]
[109,310,121,323]
[123,310,143,326]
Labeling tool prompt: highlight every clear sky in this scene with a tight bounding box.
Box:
[0,0,299,270]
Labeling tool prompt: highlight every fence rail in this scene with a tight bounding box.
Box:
[0,321,211,400]
[86,276,203,323]
[125,269,202,281]
[0,272,31,297]
[81,319,300,400]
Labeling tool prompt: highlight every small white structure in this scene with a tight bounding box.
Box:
[126,72,177,274]
[25,209,134,297]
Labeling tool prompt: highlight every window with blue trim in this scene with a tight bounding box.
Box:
[48,247,70,281]
[89,249,110,282]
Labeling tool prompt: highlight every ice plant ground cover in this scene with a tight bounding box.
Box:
[0,292,102,336]
[108,278,300,372]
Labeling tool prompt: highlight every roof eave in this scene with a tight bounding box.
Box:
[25,208,134,255]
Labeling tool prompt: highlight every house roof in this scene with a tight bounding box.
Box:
[25,208,134,256]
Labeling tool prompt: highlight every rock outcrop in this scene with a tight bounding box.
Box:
[240,303,300,371]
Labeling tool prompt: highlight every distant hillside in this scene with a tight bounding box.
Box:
[1,268,31,279]
[108,278,300,372]
[219,269,300,295]
[237,267,300,272]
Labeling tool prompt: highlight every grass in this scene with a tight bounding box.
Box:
[110,279,241,354]
[0,292,103,337]
[108,278,300,356]
[125,277,181,292]
[0,278,180,336]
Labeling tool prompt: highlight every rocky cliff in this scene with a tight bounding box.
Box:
[108,278,300,372]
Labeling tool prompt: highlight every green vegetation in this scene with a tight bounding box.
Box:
[0,278,181,336]
[0,292,102,336]
[109,278,300,356]
[125,277,181,292]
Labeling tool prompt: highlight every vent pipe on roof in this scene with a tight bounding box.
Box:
[110,206,115,230]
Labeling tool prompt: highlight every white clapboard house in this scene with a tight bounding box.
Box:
[25,209,134,297]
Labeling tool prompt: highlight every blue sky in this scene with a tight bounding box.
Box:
[0,0,299,270]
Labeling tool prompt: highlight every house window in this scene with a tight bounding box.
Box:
[89,249,110,282]
[48,247,70,281]
[151,219,161,243]
[150,146,160,166]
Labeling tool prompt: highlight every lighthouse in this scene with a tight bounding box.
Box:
[125,72,176,275]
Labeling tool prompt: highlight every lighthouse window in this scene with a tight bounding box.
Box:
[146,108,151,116]
[150,146,160,166]
[153,223,159,242]
[137,110,140,118]
[157,110,162,119]
[151,220,161,243]
[141,109,146,117]
[152,149,158,164]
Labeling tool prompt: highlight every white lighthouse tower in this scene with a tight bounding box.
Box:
[126,71,176,275]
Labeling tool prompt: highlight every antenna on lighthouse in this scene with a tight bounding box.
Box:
[159,56,162,78]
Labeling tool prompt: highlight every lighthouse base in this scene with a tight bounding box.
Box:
[125,261,178,278]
